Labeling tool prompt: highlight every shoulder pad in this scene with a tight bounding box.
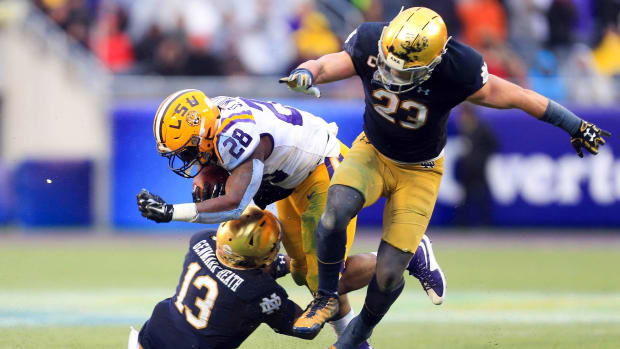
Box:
[212,96,247,111]
[442,40,486,94]
[214,112,260,171]
[344,22,386,75]
[189,230,217,247]
[235,271,286,302]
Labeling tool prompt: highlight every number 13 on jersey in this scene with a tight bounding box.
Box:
[174,262,219,330]
[372,89,428,130]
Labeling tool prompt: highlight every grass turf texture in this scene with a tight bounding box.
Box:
[1,232,619,348]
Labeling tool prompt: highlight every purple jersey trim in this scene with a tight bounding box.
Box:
[324,157,334,179]
[323,153,344,179]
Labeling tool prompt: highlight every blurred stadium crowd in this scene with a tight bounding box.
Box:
[33,0,620,103]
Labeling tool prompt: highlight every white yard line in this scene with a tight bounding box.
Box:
[1,289,619,327]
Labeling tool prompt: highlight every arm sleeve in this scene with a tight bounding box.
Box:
[264,299,298,336]
[261,288,304,337]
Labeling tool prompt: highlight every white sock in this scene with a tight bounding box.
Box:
[329,308,355,337]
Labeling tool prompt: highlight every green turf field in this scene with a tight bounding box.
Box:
[1,231,619,348]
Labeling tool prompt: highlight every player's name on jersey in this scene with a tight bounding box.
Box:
[192,240,245,292]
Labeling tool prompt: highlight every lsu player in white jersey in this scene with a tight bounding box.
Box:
[137,89,446,347]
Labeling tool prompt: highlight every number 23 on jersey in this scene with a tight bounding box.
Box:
[372,89,429,130]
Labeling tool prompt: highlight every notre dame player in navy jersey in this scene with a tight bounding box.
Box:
[345,22,486,162]
[131,206,312,349]
[280,6,610,348]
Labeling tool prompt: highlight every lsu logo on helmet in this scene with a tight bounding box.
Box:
[153,89,221,178]
[186,110,201,127]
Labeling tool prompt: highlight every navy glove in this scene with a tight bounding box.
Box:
[269,254,290,279]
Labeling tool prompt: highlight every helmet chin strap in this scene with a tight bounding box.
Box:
[196,111,220,161]
[197,109,208,149]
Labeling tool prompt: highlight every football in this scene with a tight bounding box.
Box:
[192,164,230,201]
[195,164,230,185]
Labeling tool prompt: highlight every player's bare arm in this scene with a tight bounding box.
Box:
[193,135,273,213]
[298,51,357,85]
[137,156,263,223]
[467,74,611,157]
[137,135,272,224]
[466,74,548,116]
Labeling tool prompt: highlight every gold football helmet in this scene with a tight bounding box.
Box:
[153,89,220,178]
[377,7,451,93]
[215,206,282,270]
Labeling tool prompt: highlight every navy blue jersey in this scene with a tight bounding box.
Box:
[139,230,295,349]
[344,22,488,162]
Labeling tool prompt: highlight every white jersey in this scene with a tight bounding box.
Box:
[211,96,341,189]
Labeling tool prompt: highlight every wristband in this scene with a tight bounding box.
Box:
[540,100,582,136]
[172,203,198,222]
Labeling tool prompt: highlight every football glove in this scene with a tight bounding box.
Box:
[137,189,173,223]
[192,182,226,203]
[269,254,291,280]
[570,121,611,158]
[279,68,321,98]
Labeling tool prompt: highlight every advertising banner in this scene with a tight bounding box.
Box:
[112,100,619,228]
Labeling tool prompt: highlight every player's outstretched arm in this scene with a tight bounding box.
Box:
[265,299,319,340]
[192,158,263,217]
[466,74,611,157]
[189,136,273,222]
[279,51,356,97]
[137,149,269,224]
[135,159,264,224]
